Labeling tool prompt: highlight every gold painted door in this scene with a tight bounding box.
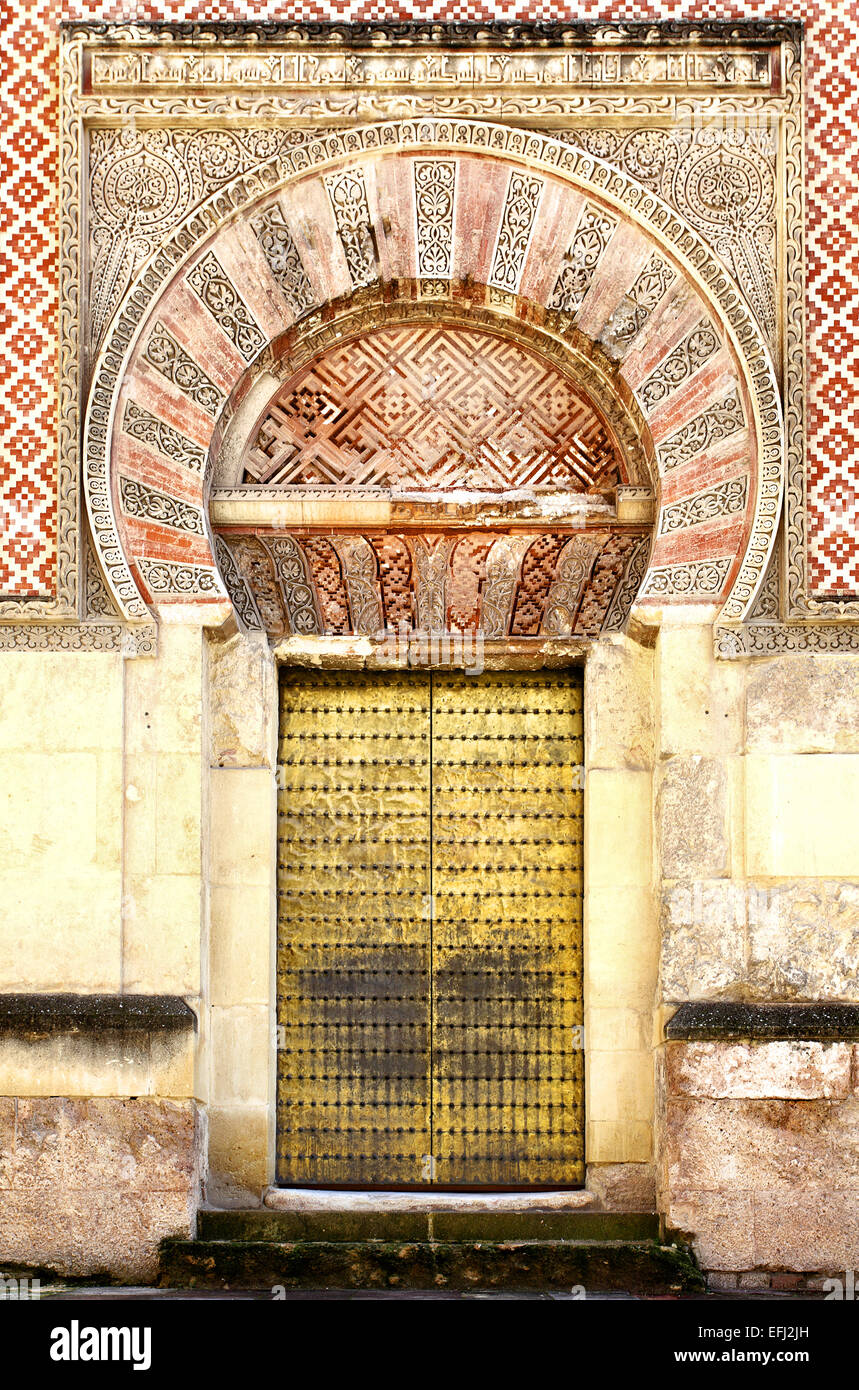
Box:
[276,668,584,1188]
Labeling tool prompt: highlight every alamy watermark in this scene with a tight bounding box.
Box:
[0,1273,40,1300]
[664,881,783,931]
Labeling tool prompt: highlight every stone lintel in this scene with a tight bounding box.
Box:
[0,994,197,1037]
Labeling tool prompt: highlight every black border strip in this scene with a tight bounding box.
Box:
[666,1001,859,1042]
[0,994,197,1035]
[61,19,804,46]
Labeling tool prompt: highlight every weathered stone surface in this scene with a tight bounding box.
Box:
[657,621,743,759]
[669,1185,859,1274]
[202,1207,659,1244]
[0,1028,194,1100]
[0,1189,194,1282]
[660,880,745,1001]
[587,1162,657,1212]
[0,1099,200,1279]
[208,630,275,768]
[666,1001,859,1040]
[665,1041,852,1100]
[207,1104,269,1207]
[585,635,653,770]
[746,657,859,754]
[665,1096,859,1191]
[666,1191,755,1272]
[751,1191,859,1271]
[159,1235,704,1293]
[0,1098,197,1191]
[747,880,859,1000]
[657,757,728,879]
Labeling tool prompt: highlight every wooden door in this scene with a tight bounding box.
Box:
[276,667,584,1188]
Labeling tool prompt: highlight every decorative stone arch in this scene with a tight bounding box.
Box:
[83,119,783,637]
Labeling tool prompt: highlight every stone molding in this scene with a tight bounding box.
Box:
[0,994,197,1035]
[666,1002,859,1042]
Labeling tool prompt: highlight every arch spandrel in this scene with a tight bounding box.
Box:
[82,120,783,634]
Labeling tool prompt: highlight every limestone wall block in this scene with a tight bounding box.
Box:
[154,752,202,877]
[746,656,859,754]
[123,873,202,996]
[209,883,272,1009]
[586,1119,652,1164]
[666,1040,853,1101]
[586,885,658,1011]
[210,767,275,888]
[210,1004,272,1108]
[750,1191,859,1271]
[586,1162,656,1212]
[207,1103,270,1205]
[124,624,203,757]
[665,1096,859,1191]
[208,631,276,769]
[0,1098,200,1280]
[660,879,746,1001]
[747,879,859,1000]
[657,756,728,879]
[0,652,122,754]
[585,636,654,770]
[667,1191,756,1270]
[585,768,652,890]
[657,622,743,759]
[745,753,859,876]
[587,1048,654,1125]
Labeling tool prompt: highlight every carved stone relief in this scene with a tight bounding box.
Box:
[12,22,821,655]
[215,526,649,643]
[559,126,778,342]
[250,202,317,319]
[87,127,308,358]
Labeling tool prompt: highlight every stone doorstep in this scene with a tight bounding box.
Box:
[263,1186,595,1214]
[159,1235,702,1294]
[196,1207,661,1245]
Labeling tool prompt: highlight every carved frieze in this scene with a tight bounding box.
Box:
[659,477,749,534]
[600,254,677,356]
[89,43,778,96]
[642,557,733,597]
[549,205,617,316]
[137,558,222,595]
[657,393,746,473]
[324,167,376,289]
[489,172,544,293]
[215,525,649,645]
[122,400,206,473]
[414,159,456,284]
[119,477,206,535]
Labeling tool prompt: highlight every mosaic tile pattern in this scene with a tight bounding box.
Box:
[1,2,855,598]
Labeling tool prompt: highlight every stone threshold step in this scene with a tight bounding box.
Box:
[160,1237,703,1295]
[264,1187,595,1213]
[198,1209,660,1244]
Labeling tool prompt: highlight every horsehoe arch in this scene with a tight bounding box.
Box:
[82,118,784,638]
